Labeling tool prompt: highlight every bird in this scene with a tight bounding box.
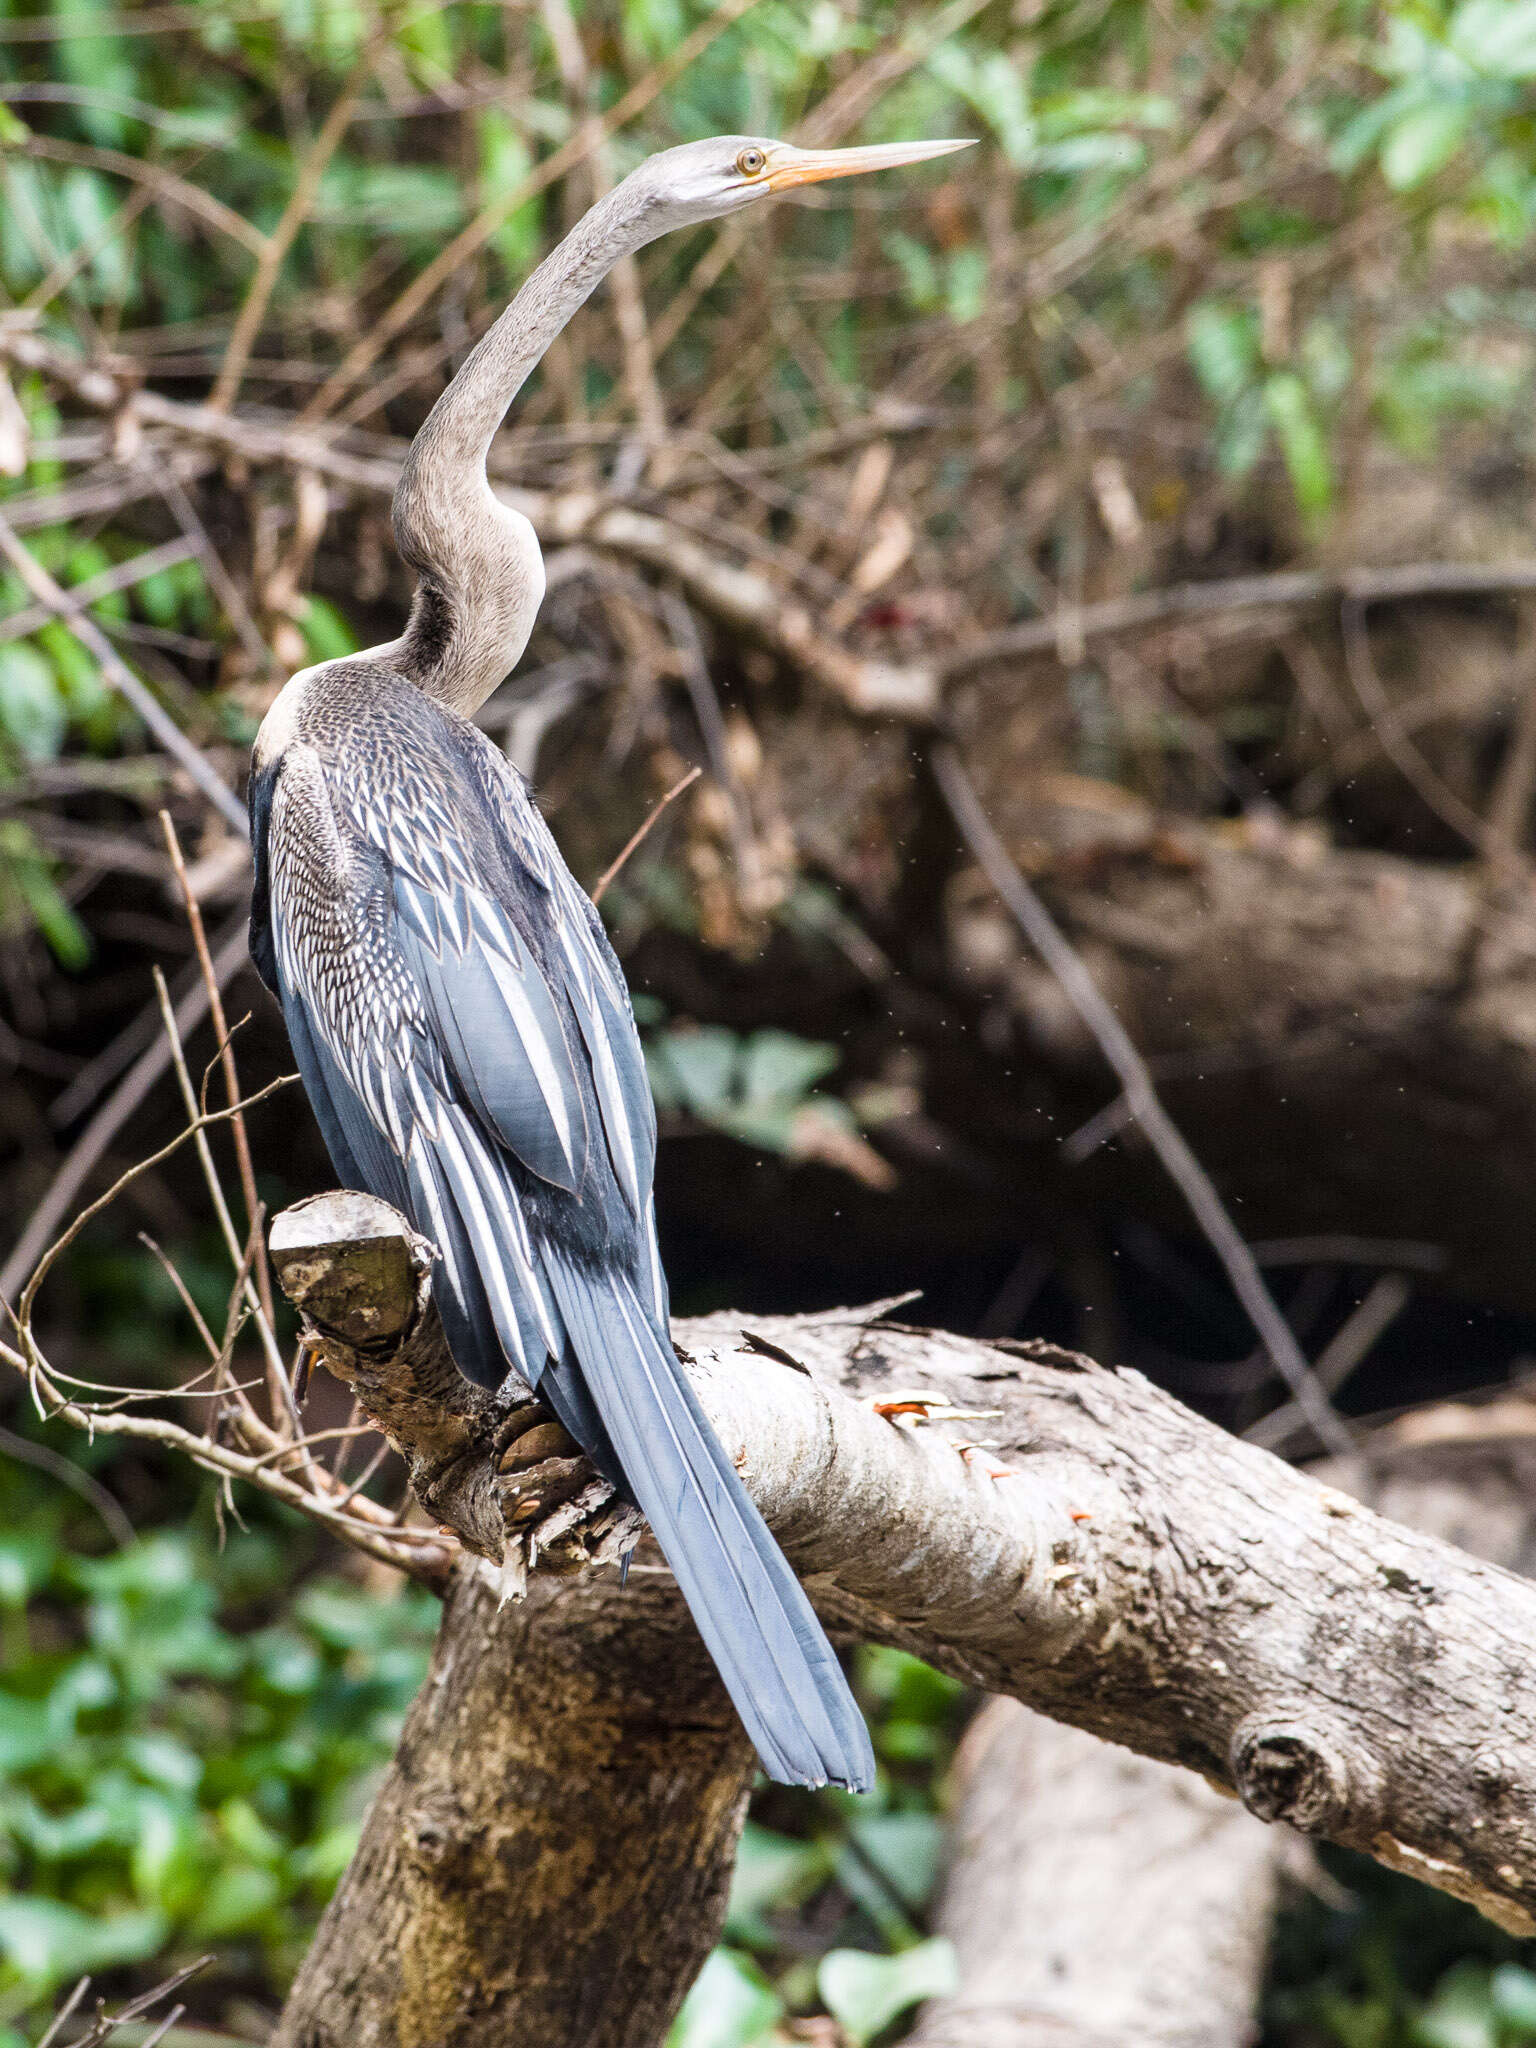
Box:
[248,131,968,1792]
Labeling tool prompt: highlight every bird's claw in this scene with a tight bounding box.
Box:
[490,1399,642,1591]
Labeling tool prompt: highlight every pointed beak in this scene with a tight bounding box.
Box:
[763,137,974,194]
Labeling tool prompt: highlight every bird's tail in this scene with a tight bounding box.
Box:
[541,1250,875,1792]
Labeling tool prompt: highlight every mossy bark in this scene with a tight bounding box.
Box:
[273,1565,754,2048]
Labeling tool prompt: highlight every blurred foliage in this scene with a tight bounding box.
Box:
[0,1450,436,2040]
[668,1648,966,2048]
[4,0,1536,2035]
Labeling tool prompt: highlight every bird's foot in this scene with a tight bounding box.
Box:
[490,1403,643,1596]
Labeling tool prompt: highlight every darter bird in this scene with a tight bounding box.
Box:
[249,132,968,1791]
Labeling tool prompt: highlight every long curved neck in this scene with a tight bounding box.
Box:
[389,178,655,714]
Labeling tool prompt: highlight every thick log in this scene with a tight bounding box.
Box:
[271,1190,1536,1983]
[948,794,1536,1316]
[905,1700,1278,2048]
[900,1416,1536,2048]
[271,1566,755,2048]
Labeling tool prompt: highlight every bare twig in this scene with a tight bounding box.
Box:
[0,912,250,1306]
[0,533,197,644]
[1246,1274,1413,1454]
[1340,593,1498,860]
[0,1423,134,1546]
[160,810,277,1336]
[14,133,266,255]
[942,562,1536,686]
[0,510,246,833]
[931,740,1355,1463]
[150,966,292,1428]
[210,37,381,411]
[591,764,702,904]
[296,0,764,427]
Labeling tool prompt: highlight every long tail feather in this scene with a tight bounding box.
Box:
[543,1249,874,1792]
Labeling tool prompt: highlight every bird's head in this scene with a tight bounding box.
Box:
[620,132,973,235]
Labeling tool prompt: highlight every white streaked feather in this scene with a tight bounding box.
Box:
[434,1119,531,1377]
[480,944,578,1175]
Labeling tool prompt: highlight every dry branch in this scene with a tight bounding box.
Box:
[270,1188,1536,1978]
[15,325,1536,726]
[905,1700,1279,2048]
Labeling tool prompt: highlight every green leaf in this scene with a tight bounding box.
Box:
[884,229,940,313]
[725,1824,830,1946]
[0,1898,164,1987]
[0,644,66,761]
[1413,1962,1500,2048]
[1450,0,1536,79]
[0,1532,57,1610]
[1380,99,1471,191]
[945,245,988,326]
[0,1693,55,1776]
[652,1026,740,1118]
[1491,1964,1536,2032]
[1186,302,1258,407]
[478,111,543,277]
[739,1031,838,1109]
[847,1812,944,1912]
[818,1938,959,2046]
[928,45,1032,165]
[1263,371,1334,519]
[298,596,359,663]
[189,1858,283,1938]
[667,1947,782,2048]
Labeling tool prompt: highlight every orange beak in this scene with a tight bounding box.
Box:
[762,138,974,194]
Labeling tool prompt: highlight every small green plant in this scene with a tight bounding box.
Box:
[0,1454,436,2034]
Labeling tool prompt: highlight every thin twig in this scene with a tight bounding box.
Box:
[0,511,246,833]
[0,534,198,645]
[591,765,701,904]
[36,1976,89,2048]
[931,739,1356,1463]
[210,36,381,410]
[0,912,250,1305]
[1340,593,1497,861]
[155,464,273,672]
[0,1424,134,1546]
[160,810,277,1334]
[14,1070,294,1342]
[151,966,293,1429]
[137,1232,221,1360]
[296,0,764,426]
[1245,1274,1413,1454]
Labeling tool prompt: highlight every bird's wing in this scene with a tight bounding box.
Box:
[478,751,668,1320]
[264,736,663,1389]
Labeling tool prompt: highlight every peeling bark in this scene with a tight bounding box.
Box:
[271,1192,1536,2046]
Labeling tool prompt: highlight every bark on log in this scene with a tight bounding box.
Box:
[948,795,1536,1316]
[900,1415,1536,2048]
[272,1567,755,2048]
[905,1700,1278,2048]
[271,1190,1536,2046]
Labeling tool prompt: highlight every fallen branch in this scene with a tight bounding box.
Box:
[18,327,1536,725]
[269,1189,1536,1974]
[906,1700,1279,2048]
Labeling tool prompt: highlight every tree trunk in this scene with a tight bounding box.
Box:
[268,1193,1536,2046]
[273,1565,754,2048]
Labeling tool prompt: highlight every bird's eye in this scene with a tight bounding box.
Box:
[735,147,766,177]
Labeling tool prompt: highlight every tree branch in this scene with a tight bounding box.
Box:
[272,1190,1536,1956]
[905,1699,1279,2048]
